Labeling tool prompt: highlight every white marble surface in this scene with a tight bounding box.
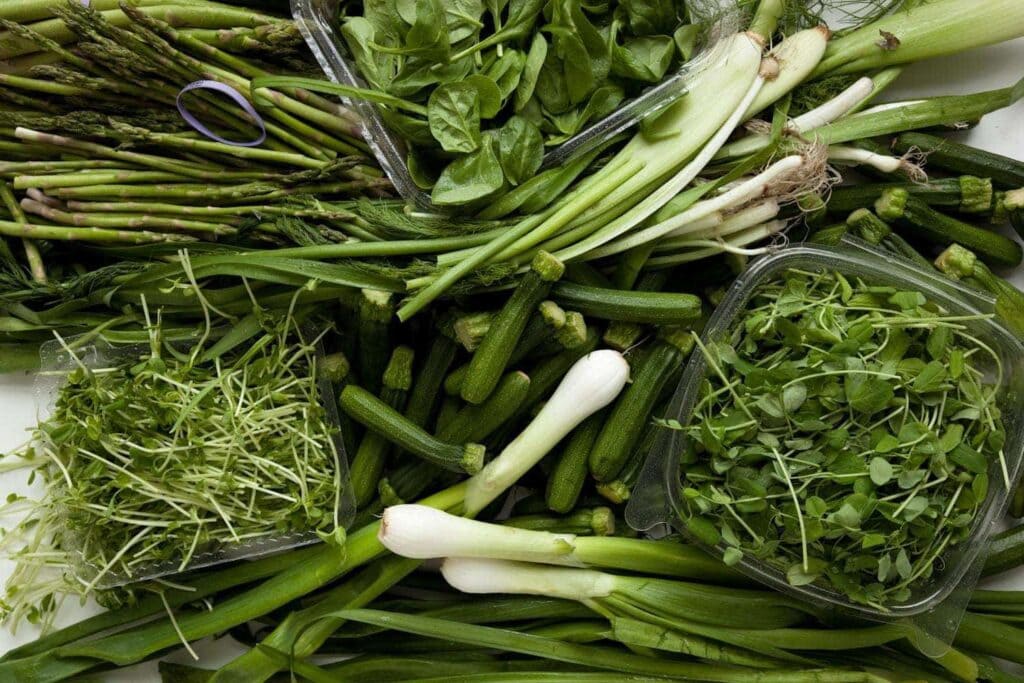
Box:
[0,37,1022,681]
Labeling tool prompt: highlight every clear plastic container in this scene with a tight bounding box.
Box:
[33,329,354,588]
[626,240,1024,641]
[291,0,741,211]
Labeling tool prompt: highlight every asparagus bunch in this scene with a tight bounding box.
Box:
[0,0,384,272]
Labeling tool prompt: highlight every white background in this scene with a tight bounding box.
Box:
[0,38,1022,681]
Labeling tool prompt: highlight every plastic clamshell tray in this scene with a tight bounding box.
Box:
[33,328,354,589]
[627,241,1024,621]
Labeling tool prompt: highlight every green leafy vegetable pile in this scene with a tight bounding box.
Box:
[339,0,699,205]
[674,267,1008,608]
[0,316,343,623]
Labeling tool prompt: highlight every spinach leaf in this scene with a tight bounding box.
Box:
[465,74,503,119]
[403,0,450,61]
[443,0,486,42]
[546,85,623,140]
[381,109,436,146]
[497,116,544,185]
[341,18,392,91]
[673,23,700,60]
[432,135,505,205]
[486,49,526,102]
[549,29,596,105]
[612,35,676,83]
[620,0,679,35]
[515,33,549,112]
[428,82,481,153]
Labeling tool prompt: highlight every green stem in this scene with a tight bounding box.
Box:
[0,218,194,244]
[0,181,45,282]
[748,0,784,42]
[57,484,465,670]
[0,6,285,60]
[334,610,885,683]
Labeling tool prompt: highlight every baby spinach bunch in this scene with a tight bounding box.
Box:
[672,268,1008,609]
[339,0,698,205]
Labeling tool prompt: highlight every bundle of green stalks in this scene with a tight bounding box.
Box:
[1,0,1024,681]
[0,0,386,263]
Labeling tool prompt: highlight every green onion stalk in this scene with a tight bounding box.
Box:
[811,0,1024,78]
[331,608,894,683]
[438,558,977,680]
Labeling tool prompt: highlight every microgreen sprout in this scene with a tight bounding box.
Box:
[0,315,343,630]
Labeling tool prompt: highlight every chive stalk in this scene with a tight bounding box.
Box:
[340,386,485,475]
[349,346,415,507]
[462,252,565,404]
[875,188,1023,267]
[589,330,695,482]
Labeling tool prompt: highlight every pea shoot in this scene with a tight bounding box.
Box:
[669,268,1007,609]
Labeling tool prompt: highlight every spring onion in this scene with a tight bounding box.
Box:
[464,349,630,515]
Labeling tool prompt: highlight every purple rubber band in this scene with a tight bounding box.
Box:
[176,80,267,147]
